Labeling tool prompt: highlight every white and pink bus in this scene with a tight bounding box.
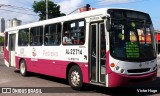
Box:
[4,8,157,90]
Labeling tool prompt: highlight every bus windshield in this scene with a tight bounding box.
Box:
[108,9,156,61]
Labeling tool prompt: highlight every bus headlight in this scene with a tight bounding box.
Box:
[115,66,125,74]
[120,69,125,73]
[116,66,120,70]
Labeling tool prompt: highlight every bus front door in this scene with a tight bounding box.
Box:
[9,34,16,67]
[90,22,106,84]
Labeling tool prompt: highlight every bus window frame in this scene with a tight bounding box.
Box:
[62,19,86,46]
[30,26,43,46]
[18,28,29,46]
[44,23,62,46]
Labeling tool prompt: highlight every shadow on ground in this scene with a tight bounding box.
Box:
[83,79,160,96]
[14,70,160,95]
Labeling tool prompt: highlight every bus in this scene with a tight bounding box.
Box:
[155,31,160,54]
[4,8,157,90]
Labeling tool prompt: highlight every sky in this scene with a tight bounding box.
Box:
[0,0,160,30]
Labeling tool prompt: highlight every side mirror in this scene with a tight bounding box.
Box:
[106,16,111,32]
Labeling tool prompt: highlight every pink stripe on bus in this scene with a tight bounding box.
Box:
[106,51,112,74]
[4,47,9,62]
[15,56,89,83]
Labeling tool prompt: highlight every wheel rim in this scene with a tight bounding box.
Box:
[20,62,25,74]
[71,70,80,86]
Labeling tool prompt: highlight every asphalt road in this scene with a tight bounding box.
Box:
[1,53,160,96]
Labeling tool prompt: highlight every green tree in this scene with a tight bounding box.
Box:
[33,0,65,20]
[0,37,4,46]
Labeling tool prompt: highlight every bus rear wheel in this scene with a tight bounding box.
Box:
[20,60,27,76]
[68,65,83,90]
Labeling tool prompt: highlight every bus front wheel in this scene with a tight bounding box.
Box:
[20,60,27,76]
[68,65,83,90]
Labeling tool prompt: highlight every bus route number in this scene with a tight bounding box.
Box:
[66,49,82,55]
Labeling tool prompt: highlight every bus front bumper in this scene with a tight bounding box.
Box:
[108,71,157,87]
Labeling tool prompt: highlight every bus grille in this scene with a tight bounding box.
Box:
[127,68,150,73]
[128,77,151,82]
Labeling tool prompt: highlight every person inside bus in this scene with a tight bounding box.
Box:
[63,31,74,44]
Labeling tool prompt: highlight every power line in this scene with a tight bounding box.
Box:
[68,8,81,15]
[68,4,91,15]
[6,5,33,11]
[91,0,151,7]
[67,0,151,15]
[0,0,153,17]
[0,9,38,16]
[0,4,37,16]
[0,3,33,11]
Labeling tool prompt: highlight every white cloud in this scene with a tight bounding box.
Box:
[153,19,160,31]
[0,0,39,26]
[58,0,84,14]
[0,0,84,27]
[98,0,130,5]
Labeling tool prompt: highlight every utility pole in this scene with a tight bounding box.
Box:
[45,0,48,20]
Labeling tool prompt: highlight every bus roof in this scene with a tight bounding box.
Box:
[5,7,148,32]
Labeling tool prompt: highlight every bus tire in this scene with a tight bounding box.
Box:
[68,65,83,90]
[20,60,27,76]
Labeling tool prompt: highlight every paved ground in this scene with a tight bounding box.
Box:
[0,53,160,96]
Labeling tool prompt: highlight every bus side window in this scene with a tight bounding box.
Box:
[30,26,43,46]
[44,23,61,46]
[63,19,85,45]
[18,29,29,46]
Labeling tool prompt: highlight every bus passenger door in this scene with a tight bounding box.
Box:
[8,34,16,67]
[90,22,106,84]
